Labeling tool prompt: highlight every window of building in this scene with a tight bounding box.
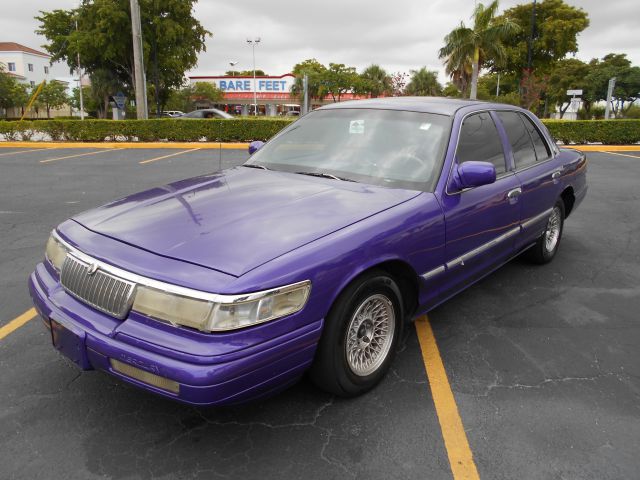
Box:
[496,111,537,169]
[30,81,35,88]
[8,62,16,72]
[456,112,506,174]
[28,63,34,72]
[44,66,49,74]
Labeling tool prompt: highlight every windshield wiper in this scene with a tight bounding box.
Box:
[295,171,355,182]
[243,164,269,170]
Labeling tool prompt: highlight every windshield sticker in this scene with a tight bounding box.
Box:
[419,123,432,131]
[349,120,365,134]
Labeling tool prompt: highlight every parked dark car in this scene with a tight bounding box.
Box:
[180,108,233,119]
[30,98,587,405]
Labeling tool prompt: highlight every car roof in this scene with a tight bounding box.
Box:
[318,96,508,116]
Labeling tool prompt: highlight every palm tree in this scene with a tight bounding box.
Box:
[360,64,391,98]
[405,68,443,96]
[438,0,519,100]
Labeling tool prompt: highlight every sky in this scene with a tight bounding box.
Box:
[2,0,639,83]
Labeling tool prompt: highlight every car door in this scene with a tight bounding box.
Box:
[495,111,561,250]
[438,111,522,297]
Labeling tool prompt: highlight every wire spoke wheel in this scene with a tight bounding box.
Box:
[345,294,395,377]
[544,206,562,253]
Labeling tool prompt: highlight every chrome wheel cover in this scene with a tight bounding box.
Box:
[345,294,395,377]
[544,206,562,253]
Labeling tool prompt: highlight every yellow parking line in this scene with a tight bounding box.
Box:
[604,151,640,159]
[569,145,639,152]
[415,316,480,480]
[1,141,249,150]
[40,148,122,164]
[0,148,52,157]
[0,308,37,341]
[139,148,201,164]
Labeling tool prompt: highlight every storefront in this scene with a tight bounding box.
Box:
[188,73,301,116]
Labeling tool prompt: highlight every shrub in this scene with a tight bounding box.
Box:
[0,118,295,143]
[1,117,638,145]
[542,119,640,144]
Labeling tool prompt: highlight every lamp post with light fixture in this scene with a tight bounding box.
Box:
[246,38,260,116]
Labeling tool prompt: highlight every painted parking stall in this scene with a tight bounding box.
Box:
[1,145,639,479]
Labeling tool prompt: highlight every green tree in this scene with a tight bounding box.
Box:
[583,54,640,116]
[290,59,328,101]
[495,0,589,76]
[545,58,589,117]
[359,64,391,98]
[36,0,211,115]
[0,66,29,117]
[165,82,223,112]
[439,0,519,99]
[321,63,360,102]
[442,82,462,98]
[35,80,69,118]
[404,68,442,96]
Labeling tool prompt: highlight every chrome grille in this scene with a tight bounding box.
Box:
[60,255,136,319]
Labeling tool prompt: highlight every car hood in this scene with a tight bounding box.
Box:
[72,167,421,277]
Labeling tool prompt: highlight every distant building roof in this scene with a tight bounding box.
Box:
[0,42,50,57]
[6,71,26,80]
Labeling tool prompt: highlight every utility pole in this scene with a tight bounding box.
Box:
[74,6,84,120]
[130,0,148,119]
[526,0,537,71]
[247,38,260,116]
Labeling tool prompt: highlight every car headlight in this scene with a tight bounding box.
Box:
[132,280,311,332]
[45,233,69,271]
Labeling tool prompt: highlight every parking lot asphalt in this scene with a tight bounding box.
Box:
[0,146,639,480]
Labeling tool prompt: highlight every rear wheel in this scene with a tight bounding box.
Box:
[310,271,402,396]
[527,200,565,264]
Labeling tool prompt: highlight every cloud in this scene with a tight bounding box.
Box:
[3,0,638,84]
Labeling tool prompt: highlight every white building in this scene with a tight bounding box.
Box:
[0,42,57,89]
[0,42,75,118]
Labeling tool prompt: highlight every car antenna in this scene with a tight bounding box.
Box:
[218,120,222,172]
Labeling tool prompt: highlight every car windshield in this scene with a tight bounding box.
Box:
[246,108,451,191]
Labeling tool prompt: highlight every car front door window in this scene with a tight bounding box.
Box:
[457,112,506,175]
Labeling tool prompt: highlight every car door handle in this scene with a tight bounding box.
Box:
[507,188,522,200]
[552,171,562,180]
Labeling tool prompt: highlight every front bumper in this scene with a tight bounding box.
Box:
[29,262,323,406]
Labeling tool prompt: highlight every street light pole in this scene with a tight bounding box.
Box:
[247,38,260,116]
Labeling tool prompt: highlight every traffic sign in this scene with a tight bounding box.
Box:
[566,89,583,96]
[114,92,126,110]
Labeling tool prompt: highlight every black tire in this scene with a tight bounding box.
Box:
[309,270,403,397]
[526,199,565,264]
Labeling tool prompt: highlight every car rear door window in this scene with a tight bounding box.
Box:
[520,113,551,161]
[496,111,537,169]
[457,112,506,174]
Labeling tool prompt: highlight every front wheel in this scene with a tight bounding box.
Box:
[309,271,402,397]
[526,200,565,264]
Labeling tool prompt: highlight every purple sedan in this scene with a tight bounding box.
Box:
[29,98,587,405]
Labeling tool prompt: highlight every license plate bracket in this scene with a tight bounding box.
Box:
[50,317,92,370]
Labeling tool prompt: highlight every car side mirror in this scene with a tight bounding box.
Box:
[452,161,497,190]
[249,141,265,155]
